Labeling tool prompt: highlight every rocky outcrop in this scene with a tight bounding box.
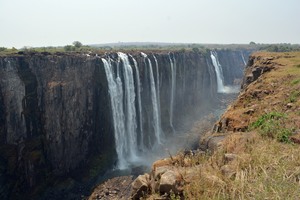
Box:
[241,55,276,89]
[130,154,193,199]
[213,54,279,134]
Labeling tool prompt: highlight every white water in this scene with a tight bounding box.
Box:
[131,56,144,150]
[141,52,162,144]
[210,51,239,94]
[241,52,247,65]
[210,51,226,93]
[102,58,127,169]
[117,52,138,162]
[153,55,162,140]
[168,53,176,133]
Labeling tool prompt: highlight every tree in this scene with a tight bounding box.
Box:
[73,41,83,48]
[249,41,256,45]
[64,45,74,51]
[192,47,199,53]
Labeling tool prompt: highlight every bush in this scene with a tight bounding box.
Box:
[250,112,292,143]
[287,91,300,103]
[73,41,83,48]
[64,45,75,51]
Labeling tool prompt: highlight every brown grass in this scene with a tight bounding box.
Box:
[184,133,300,200]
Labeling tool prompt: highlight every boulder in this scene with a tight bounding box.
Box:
[131,174,150,200]
[224,153,238,163]
[220,165,236,178]
[159,170,183,195]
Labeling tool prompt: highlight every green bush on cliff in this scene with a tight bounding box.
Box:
[250,111,292,143]
[0,47,7,51]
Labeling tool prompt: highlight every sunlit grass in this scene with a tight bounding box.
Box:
[183,133,300,200]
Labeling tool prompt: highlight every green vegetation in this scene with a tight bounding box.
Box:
[0,47,18,55]
[72,41,83,48]
[287,91,300,103]
[258,43,300,52]
[291,78,300,85]
[250,112,292,143]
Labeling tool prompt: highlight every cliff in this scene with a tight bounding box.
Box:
[123,51,300,200]
[0,49,248,199]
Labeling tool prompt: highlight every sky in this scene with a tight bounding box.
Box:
[0,0,299,48]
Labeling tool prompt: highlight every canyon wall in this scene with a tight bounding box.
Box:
[0,49,249,199]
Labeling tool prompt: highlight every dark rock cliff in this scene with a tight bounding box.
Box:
[0,50,248,199]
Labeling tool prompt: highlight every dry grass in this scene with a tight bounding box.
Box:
[184,133,300,200]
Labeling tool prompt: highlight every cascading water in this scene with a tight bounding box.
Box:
[102,50,241,169]
[117,52,138,161]
[168,53,176,133]
[241,52,247,65]
[131,56,144,151]
[210,51,226,93]
[153,55,162,139]
[141,52,162,145]
[102,58,127,169]
[210,51,240,94]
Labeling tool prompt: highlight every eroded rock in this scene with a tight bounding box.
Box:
[159,170,184,195]
[131,174,150,200]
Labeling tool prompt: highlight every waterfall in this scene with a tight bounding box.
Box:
[210,51,226,93]
[168,53,176,133]
[141,52,162,144]
[131,56,144,150]
[102,58,127,169]
[241,52,247,65]
[117,52,138,161]
[153,55,162,140]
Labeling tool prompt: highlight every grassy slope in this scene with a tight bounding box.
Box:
[145,52,300,200]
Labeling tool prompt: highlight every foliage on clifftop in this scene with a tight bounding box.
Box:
[0,43,259,57]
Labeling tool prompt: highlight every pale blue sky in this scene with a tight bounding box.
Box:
[0,0,299,48]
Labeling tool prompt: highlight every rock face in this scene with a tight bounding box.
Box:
[0,54,116,199]
[0,49,248,199]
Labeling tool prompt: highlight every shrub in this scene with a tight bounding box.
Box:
[64,45,74,51]
[73,41,83,48]
[287,91,300,103]
[291,79,300,85]
[250,112,292,143]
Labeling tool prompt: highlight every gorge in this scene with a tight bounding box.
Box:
[0,48,251,199]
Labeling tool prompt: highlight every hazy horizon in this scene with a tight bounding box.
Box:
[1,0,299,48]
